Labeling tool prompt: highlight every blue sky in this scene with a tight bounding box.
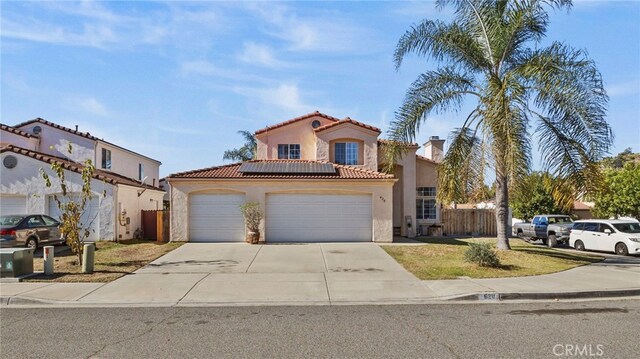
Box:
[2,1,639,177]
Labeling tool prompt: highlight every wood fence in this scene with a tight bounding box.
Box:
[141,210,170,242]
[441,208,496,236]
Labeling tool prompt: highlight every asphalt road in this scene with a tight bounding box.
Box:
[1,300,637,359]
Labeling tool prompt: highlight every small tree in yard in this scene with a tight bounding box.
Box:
[40,143,105,265]
[240,202,263,244]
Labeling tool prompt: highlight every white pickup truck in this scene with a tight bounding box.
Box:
[512,215,574,247]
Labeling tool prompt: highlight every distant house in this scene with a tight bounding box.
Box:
[572,201,595,219]
[166,111,443,243]
[1,119,164,241]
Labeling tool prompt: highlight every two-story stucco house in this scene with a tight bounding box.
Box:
[0,118,165,241]
[167,111,444,243]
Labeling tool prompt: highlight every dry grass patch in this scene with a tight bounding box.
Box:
[27,240,183,283]
[382,238,603,280]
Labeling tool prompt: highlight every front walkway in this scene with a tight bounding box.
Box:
[1,243,638,306]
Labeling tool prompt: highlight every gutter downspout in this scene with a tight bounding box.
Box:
[114,185,119,243]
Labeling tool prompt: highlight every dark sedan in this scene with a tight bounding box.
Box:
[0,214,64,249]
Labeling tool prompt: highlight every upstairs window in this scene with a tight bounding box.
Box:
[417,186,437,220]
[138,163,144,181]
[277,144,301,159]
[335,142,358,165]
[101,148,111,170]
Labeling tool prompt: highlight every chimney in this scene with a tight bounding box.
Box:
[424,136,445,162]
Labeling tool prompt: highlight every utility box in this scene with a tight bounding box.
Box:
[0,248,34,278]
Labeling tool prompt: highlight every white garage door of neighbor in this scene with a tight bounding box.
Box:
[266,193,372,242]
[0,195,27,216]
[189,193,246,242]
[48,195,100,242]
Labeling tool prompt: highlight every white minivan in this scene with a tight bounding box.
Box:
[570,219,640,256]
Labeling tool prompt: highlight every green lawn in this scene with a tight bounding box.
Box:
[382,238,603,280]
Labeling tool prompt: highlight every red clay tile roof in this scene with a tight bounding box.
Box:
[314,117,381,133]
[254,111,341,135]
[377,139,420,148]
[14,118,98,140]
[1,123,34,138]
[573,201,594,210]
[415,154,440,165]
[168,160,395,180]
[1,145,162,190]
[13,118,161,164]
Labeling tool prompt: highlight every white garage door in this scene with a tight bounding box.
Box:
[266,193,372,242]
[189,193,246,242]
[48,195,100,242]
[0,195,27,216]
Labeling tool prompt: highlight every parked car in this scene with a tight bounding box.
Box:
[570,219,640,256]
[512,214,574,247]
[0,214,64,250]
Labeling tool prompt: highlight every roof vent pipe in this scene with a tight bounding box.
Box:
[75,125,79,131]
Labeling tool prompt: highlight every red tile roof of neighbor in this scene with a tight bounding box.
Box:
[1,145,162,190]
[377,139,420,148]
[1,124,35,138]
[168,160,395,180]
[415,154,439,165]
[314,117,381,133]
[573,201,594,210]
[254,111,342,135]
[12,118,162,164]
[13,118,98,140]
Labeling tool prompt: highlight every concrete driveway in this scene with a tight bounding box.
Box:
[78,243,435,305]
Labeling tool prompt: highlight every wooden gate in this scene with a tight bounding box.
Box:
[441,208,497,236]
[141,210,170,241]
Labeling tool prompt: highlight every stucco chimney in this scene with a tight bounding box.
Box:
[424,136,445,162]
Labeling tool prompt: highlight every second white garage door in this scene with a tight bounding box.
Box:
[266,193,372,242]
[189,193,246,242]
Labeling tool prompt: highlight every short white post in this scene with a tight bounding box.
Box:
[43,246,55,276]
[82,243,95,274]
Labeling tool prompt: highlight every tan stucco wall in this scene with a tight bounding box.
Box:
[115,185,165,240]
[316,125,379,171]
[416,159,438,187]
[168,179,395,243]
[256,115,336,160]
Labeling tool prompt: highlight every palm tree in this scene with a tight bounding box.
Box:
[386,0,612,250]
[223,130,257,162]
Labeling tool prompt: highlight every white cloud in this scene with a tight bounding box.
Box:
[237,42,287,68]
[235,84,315,115]
[76,97,109,117]
[179,60,270,84]
[606,80,639,97]
[242,2,373,53]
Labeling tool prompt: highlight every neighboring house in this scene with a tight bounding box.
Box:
[572,201,594,219]
[167,111,443,243]
[1,119,164,241]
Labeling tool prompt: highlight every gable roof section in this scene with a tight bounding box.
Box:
[415,154,439,165]
[1,145,162,190]
[168,160,394,180]
[314,117,381,134]
[14,118,98,140]
[13,118,161,164]
[254,111,341,135]
[1,123,34,138]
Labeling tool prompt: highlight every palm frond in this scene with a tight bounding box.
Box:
[437,127,484,204]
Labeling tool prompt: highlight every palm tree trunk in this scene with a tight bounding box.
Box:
[495,172,511,250]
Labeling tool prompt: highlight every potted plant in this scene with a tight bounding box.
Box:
[240,202,263,244]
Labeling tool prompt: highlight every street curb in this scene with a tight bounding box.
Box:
[446,288,640,302]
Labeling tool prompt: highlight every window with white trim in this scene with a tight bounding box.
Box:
[416,187,437,220]
[277,144,301,159]
[335,142,358,165]
[101,148,111,170]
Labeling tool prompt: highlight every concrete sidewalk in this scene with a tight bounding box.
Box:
[1,244,638,307]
